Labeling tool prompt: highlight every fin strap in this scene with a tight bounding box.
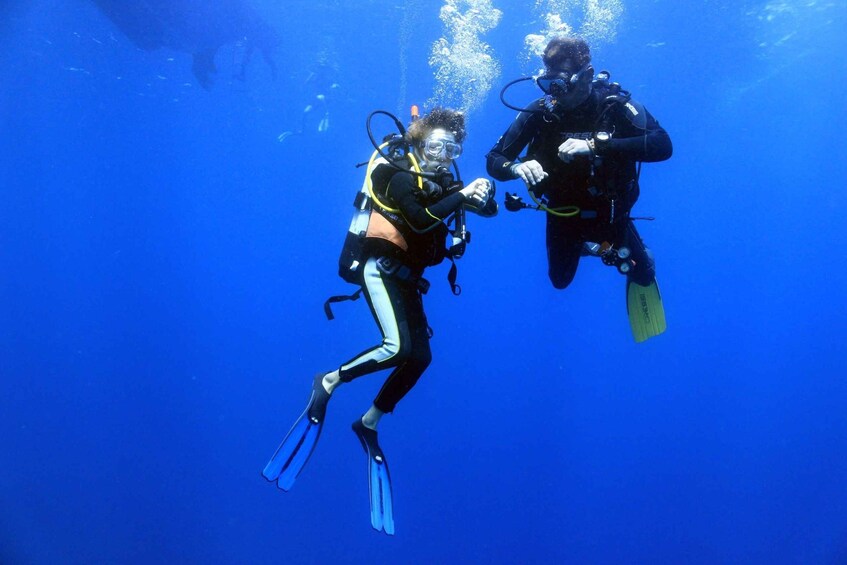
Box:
[324,288,363,320]
[446,256,461,296]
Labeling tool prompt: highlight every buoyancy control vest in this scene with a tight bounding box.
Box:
[338,145,451,284]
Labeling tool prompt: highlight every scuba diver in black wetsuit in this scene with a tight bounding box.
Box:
[263,107,496,535]
[278,60,340,143]
[486,37,673,342]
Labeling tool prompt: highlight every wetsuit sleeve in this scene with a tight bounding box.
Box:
[486,106,540,181]
[388,172,467,232]
[600,102,672,162]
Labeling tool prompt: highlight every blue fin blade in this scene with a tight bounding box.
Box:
[378,461,395,535]
[368,457,384,532]
[262,415,310,482]
[277,422,321,491]
[262,390,322,491]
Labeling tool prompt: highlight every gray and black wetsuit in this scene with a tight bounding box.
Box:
[337,168,467,413]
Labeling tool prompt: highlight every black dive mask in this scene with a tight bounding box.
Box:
[536,63,593,97]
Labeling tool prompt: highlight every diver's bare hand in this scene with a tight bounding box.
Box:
[460,178,492,206]
[510,160,548,187]
[557,138,591,163]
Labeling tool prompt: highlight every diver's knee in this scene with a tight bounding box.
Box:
[365,336,403,366]
[386,337,412,365]
[411,347,432,371]
[549,270,576,289]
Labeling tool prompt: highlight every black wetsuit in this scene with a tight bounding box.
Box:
[486,86,672,288]
[338,167,467,413]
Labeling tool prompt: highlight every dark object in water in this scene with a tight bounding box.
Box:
[91,0,278,89]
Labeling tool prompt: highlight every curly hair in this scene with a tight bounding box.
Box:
[542,37,591,70]
[406,107,467,146]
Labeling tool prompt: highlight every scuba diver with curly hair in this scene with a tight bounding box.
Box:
[263,107,496,534]
[487,37,673,342]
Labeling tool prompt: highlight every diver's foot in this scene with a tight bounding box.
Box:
[307,373,331,424]
[352,419,384,460]
[262,377,329,491]
[351,418,394,534]
[361,404,384,430]
[322,370,342,394]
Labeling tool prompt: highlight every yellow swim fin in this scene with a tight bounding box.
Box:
[627,278,667,343]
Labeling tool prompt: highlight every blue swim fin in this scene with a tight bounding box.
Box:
[262,374,331,491]
[352,419,395,535]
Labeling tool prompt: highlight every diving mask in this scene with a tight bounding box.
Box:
[422,131,462,162]
[536,63,593,97]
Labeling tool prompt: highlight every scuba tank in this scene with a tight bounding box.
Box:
[337,139,407,285]
[338,167,376,284]
[338,109,414,285]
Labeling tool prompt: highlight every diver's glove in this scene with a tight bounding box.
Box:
[510,160,548,188]
[557,138,592,163]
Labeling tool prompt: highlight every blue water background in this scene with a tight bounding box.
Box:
[2,0,847,562]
